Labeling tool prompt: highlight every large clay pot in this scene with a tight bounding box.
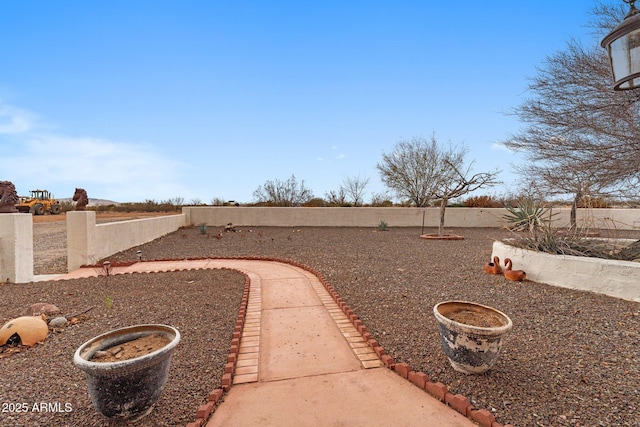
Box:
[0,316,49,347]
[73,324,180,420]
[433,301,512,374]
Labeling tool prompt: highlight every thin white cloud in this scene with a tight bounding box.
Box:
[317,150,346,162]
[1,103,190,201]
[490,142,511,152]
[0,105,34,134]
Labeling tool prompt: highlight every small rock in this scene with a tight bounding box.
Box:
[49,317,68,327]
[24,303,61,317]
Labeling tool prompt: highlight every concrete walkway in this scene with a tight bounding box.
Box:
[48,259,477,427]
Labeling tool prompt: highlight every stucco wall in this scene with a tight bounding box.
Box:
[52,206,640,277]
[182,206,639,229]
[491,240,640,303]
[0,214,33,283]
[67,211,187,271]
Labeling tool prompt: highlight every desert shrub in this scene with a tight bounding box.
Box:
[498,191,552,208]
[578,196,612,208]
[369,192,393,207]
[369,198,394,207]
[623,198,640,208]
[59,200,76,212]
[253,174,314,206]
[303,198,327,207]
[89,200,182,213]
[506,226,635,260]
[463,194,502,208]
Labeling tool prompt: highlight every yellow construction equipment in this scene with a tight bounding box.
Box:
[16,189,62,215]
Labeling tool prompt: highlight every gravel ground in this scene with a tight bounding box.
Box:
[33,221,68,275]
[0,269,244,427]
[7,223,640,426]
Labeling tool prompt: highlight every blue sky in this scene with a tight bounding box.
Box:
[1,1,602,203]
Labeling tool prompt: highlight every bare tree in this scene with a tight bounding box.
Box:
[514,150,619,228]
[430,148,501,237]
[325,176,371,206]
[378,135,500,234]
[342,175,370,207]
[370,191,393,207]
[253,174,314,206]
[376,135,451,207]
[170,196,184,207]
[501,3,640,227]
[325,187,348,206]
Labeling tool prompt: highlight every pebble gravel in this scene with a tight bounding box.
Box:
[12,223,640,426]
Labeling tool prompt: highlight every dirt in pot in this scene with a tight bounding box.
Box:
[90,334,171,362]
[445,309,504,328]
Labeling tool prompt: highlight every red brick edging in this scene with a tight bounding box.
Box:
[185,266,250,427]
[281,257,512,427]
[83,256,511,427]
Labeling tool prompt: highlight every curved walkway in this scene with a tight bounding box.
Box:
[52,259,484,427]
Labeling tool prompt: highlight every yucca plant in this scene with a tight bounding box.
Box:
[503,198,556,235]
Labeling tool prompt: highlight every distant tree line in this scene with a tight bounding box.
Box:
[79,189,635,214]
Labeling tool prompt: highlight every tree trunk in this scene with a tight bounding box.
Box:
[438,199,448,237]
[570,192,581,230]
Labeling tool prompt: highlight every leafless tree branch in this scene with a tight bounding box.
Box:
[500,3,640,226]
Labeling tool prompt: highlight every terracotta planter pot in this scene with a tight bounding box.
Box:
[73,324,180,420]
[433,301,512,374]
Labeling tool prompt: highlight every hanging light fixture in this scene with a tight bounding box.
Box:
[601,0,640,90]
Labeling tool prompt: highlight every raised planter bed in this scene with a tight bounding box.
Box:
[491,239,640,302]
